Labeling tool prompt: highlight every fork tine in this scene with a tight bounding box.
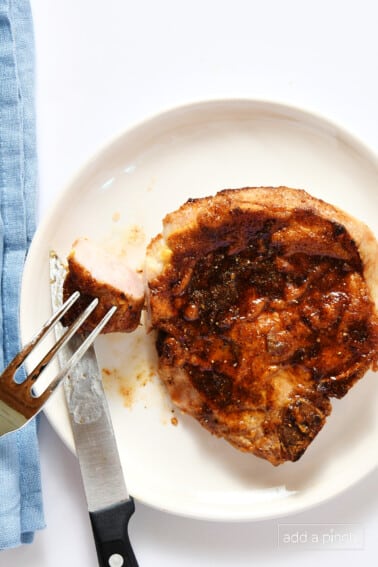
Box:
[26,297,99,387]
[1,291,80,384]
[0,302,116,437]
[33,305,117,398]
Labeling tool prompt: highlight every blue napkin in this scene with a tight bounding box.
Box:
[0,0,45,548]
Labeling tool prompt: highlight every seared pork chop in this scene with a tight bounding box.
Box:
[145,187,378,465]
[63,237,144,333]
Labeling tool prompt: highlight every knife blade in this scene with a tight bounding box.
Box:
[49,252,138,567]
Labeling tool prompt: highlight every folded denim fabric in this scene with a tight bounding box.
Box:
[0,0,45,549]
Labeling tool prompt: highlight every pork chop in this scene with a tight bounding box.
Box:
[63,237,144,333]
[145,187,378,465]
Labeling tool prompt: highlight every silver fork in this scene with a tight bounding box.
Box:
[0,293,115,437]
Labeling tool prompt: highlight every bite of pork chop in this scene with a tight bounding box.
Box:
[63,237,145,333]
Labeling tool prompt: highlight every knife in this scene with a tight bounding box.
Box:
[50,252,139,567]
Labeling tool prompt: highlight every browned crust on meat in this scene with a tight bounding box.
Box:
[63,256,144,334]
[157,187,378,306]
[146,186,378,465]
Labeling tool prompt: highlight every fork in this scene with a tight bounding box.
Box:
[0,292,115,437]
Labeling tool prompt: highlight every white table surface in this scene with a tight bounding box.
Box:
[4,0,378,565]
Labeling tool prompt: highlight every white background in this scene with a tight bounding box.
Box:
[3,0,378,565]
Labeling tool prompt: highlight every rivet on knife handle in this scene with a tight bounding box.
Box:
[89,499,138,567]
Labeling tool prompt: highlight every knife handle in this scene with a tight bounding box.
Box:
[89,498,139,567]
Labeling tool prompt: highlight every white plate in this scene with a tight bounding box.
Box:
[20,99,378,521]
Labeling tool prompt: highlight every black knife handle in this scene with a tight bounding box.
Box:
[89,498,139,567]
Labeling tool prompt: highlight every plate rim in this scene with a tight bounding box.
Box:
[32,96,378,229]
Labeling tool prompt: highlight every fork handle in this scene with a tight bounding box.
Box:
[89,498,139,567]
